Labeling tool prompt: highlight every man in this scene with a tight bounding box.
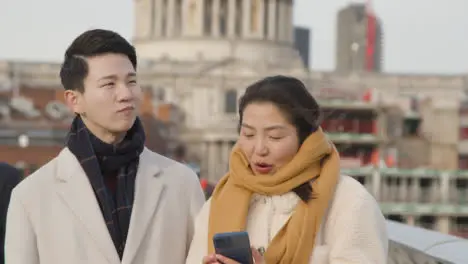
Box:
[0,163,21,264]
[5,29,205,264]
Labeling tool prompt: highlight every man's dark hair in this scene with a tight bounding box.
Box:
[59,29,137,92]
[238,75,323,203]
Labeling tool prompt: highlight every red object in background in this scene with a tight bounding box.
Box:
[200,178,208,190]
[362,89,372,102]
[386,155,395,167]
[366,1,376,71]
[371,150,379,165]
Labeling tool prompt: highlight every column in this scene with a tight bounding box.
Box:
[208,141,218,182]
[267,0,277,40]
[372,168,381,201]
[215,142,225,180]
[212,0,221,37]
[133,0,153,39]
[221,141,230,173]
[154,0,163,36]
[250,0,265,39]
[431,178,441,203]
[242,0,251,38]
[397,178,408,202]
[183,0,204,36]
[440,172,450,204]
[410,178,421,203]
[381,178,389,202]
[436,216,451,234]
[227,0,236,37]
[406,216,416,226]
[200,141,209,178]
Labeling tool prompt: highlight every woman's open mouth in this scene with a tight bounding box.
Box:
[253,162,273,174]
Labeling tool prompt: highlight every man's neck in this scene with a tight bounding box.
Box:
[81,118,126,145]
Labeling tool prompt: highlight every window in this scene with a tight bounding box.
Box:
[204,0,213,35]
[275,0,280,40]
[235,0,243,36]
[174,0,183,36]
[224,90,237,113]
[263,0,269,38]
[403,118,420,136]
[161,0,168,36]
[460,127,468,140]
[219,0,228,36]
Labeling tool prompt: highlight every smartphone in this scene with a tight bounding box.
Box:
[213,231,253,264]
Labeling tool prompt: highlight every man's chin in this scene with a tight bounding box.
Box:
[111,118,137,133]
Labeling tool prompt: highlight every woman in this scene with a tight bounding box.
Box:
[186,76,388,264]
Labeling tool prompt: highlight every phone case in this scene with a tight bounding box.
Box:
[213,231,253,264]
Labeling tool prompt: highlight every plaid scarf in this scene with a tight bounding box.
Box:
[66,116,145,259]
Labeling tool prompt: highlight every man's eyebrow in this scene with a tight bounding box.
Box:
[98,72,136,81]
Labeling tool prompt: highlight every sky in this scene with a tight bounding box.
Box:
[0,0,467,74]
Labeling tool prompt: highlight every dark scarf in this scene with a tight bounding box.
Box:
[66,116,145,259]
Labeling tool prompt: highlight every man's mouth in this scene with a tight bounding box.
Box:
[117,106,134,113]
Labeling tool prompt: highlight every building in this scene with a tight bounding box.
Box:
[1,0,468,236]
[294,26,311,68]
[0,71,173,176]
[153,102,185,156]
[335,2,383,73]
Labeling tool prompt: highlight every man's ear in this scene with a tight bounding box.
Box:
[64,90,83,114]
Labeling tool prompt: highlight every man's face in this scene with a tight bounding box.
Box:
[65,53,142,143]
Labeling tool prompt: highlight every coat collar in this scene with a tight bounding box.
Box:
[55,147,164,264]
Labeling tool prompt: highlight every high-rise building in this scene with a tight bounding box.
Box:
[335,3,383,73]
[294,26,311,68]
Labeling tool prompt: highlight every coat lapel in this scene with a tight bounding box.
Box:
[54,148,120,264]
[122,148,165,264]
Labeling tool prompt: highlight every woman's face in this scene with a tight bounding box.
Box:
[238,102,300,175]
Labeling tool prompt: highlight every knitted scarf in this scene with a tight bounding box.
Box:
[208,127,340,264]
[66,116,145,259]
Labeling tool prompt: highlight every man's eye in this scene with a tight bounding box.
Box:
[102,82,114,87]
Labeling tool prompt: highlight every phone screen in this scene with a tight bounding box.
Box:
[213,231,253,264]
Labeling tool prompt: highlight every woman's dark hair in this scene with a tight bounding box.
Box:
[238,75,322,203]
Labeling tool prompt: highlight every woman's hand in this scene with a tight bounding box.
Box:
[202,247,265,264]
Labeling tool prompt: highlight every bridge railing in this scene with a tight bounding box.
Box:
[387,220,468,264]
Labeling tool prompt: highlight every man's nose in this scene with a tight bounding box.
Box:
[116,83,134,101]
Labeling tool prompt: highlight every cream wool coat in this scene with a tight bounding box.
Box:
[186,175,388,264]
[5,147,206,264]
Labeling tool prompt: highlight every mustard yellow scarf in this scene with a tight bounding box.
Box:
[207,127,340,264]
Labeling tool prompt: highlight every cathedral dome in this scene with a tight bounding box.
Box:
[133,0,302,67]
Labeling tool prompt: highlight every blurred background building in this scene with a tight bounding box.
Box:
[0,0,467,239]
